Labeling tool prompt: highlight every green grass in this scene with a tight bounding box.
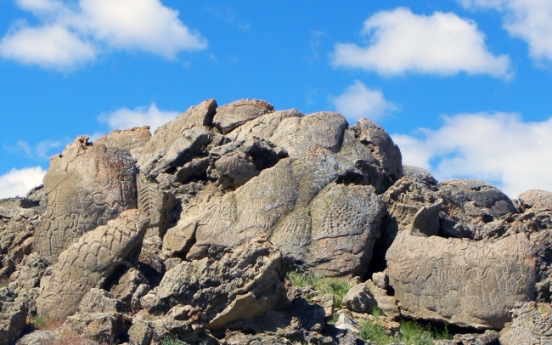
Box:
[160,336,186,345]
[288,270,352,308]
[360,318,451,345]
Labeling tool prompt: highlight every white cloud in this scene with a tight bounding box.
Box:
[99,103,179,132]
[330,80,397,122]
[0,167,46,199]
[78,0,206,57]
[0,0,207,70]
[0,24,96,70]
[460,0,552,61]
[332,7,511,78]
[392,112,552,197]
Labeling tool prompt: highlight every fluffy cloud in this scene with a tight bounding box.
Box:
[460,0,552,61]
[0,0,207,70]
[392,112,552,197]
[98,103,179,132]
[332,7,511,77]
[0,167,46,199]
[330,81,397,123]
[0,24,95,70]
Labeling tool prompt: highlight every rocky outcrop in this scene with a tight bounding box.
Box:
[5,98,552,343]
[36,209,148,319]
[33,136,138,263]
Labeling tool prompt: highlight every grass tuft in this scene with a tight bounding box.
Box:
[288,270,352,308]
[360,319,452,345]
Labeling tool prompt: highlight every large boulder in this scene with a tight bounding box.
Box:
[33,136,138,263]
[176,152,386,276]
[36,209,148,319]
[386,230,536,329]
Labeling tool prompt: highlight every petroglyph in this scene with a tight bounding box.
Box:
[386,231,536,329]
[36,209,148,319]
[34,137,137,263]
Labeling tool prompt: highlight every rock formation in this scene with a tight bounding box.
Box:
[0,98,551,344]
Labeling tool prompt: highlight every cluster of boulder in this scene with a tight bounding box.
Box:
[1,99,552,344]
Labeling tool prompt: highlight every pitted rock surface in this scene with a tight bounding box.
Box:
[500,302,552,345]
[36,209,148,319]
[439,179,517,239]
[386,230,536,329]
[33,136,138,263]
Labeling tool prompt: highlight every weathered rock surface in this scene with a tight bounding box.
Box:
[0,198,42,280]
[34,136,138,263]
[0,287,27,345]
[386,230,536,329]
[149,237,287,330]
[500,302,552,345]
[36,209,148,319]
[137,99,217,177]
[439,179,517,239]
[213,99,274,134]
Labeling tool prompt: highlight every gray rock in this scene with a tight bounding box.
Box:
[0,287,27,345]
[0,198,42,279]
[365,280,400,319]
[94,126,151,151]
[452,330,500,344]
[137,99,217,177]
[107,267,149,310]
[270,111,348,158]
[439,179,517,239]
[150,237,287,330]
[351,118,403,182]
[386,230,536,329]
[213,99,274,134]
[78,288,126,314]
[403,165,438,186]
[517,189,552,211]
[36,209,148,319]
[33,136,138,263]
[343,283,375,313]
[15,330,59,345]
[500,302,552,345]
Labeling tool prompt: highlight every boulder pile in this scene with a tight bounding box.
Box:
[1,99,551,344]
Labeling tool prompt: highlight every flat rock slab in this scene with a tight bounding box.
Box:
[386,231,536,329]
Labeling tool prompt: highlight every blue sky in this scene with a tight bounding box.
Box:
[1,0,552,198]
